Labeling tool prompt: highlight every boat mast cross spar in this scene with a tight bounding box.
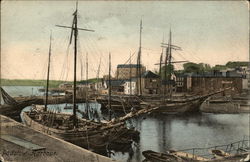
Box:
[56,2,95,128]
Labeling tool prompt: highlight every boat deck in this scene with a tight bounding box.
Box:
[0,115,115,162]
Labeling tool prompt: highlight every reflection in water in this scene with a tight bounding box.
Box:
[21,104,249,162]
[112,113,249,162]
[158,119,171,152]
[6,86,249,162]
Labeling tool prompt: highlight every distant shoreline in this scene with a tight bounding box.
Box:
[0,79,98,88]
[0,79,66,88]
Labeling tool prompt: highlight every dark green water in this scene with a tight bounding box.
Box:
[2,86,249,162]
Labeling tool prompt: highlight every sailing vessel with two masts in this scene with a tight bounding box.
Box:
[96,20,144,113]
[22,3,141,152]
[140,29,228,114]
[99,24,227,114]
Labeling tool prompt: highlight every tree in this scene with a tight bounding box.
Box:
[226,61,248,68]
[161,64,174,79]
[183,62,201,73]
[212,65,227,70]
[198,63,211,73]
[183,62,212,74]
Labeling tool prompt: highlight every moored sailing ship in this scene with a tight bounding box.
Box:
[98,28,227,114]
[22,3,140,153]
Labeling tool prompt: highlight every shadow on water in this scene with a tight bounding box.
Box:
[4,86,249,161]
[19,103,248,161]
[110,112,249,162]
[21,103,139,157]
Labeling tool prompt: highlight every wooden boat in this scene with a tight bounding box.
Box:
[137,30,230,114]
[21,4,139,153]
[140,90,227,114]
[143,150,209,162]
[210,149,231,158]
[22,105,133,151]
[22,101,158,151]
[168,150,209,161]
[96,95,141,113]
[97,89,225,114]
[142,150,183,162]
[0,87,40,121]
[200,93,250,113]
[143,137,250,162]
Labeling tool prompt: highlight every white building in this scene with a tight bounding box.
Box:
[123,79,137,95]
[94,81,104,90]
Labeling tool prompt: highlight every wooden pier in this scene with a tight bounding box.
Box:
[0,115,115,162]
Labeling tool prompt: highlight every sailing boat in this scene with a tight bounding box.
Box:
[140,30,228,114]
[22,3,139,152]
[99,28,228,114]
[96,20,143,113]
[0,87,40,121]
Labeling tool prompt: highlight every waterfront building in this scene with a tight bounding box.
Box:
[115,64,146,80]
[59,83,73,89]
[180,73,243,95]
[123,78,137,95]
[103,80,125,94]
[141,71,161,94]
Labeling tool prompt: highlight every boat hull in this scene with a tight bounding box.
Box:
[151,98,205,114]
[22,111,137,152]
[96,97,141,112]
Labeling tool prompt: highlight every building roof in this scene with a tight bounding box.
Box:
[117,64,143,68]
[142,70,160,78]
[123,78,137,82]
[105,80,125,87]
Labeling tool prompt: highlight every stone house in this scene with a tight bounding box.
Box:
[115,64,146,80]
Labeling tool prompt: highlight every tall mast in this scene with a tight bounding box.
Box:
[56,2,94,128]
[159,53,163,79]
[168,29,172,98]
[72,4,78,127]
[86,52,89,119]
[130,52,132,96]
[160,29,181,98]
[159,35,164,79]
[108,53,111,120]
[159,50,163,95]
[168,29,172,80]
[45,33,52,111]
[163,44,169,97]
[80,57,83,81]
[96,58,101,92]
[137,19,142,95]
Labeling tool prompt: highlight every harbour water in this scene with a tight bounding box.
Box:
[1,86,249,162]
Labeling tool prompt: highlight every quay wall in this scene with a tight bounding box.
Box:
[0,115,116,162]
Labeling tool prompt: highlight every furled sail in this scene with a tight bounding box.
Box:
[0,87,19,105]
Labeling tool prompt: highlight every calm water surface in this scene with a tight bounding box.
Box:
[2,86,249,162]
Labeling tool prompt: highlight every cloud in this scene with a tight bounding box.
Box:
[1,1,248,80]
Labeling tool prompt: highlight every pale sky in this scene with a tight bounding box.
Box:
[1,1,249,81]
